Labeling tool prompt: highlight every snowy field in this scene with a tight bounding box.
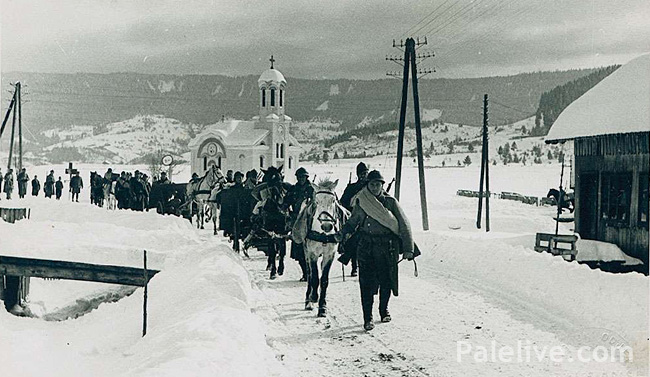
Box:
[0,158,648,376]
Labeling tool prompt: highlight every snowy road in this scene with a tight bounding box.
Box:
[239,232,641,377]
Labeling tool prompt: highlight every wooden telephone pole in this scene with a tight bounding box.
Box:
[476,94,490,231]
[1,83,23,171]
[387,37,434,231]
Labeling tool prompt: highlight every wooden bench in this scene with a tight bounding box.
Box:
[534,233,579,261]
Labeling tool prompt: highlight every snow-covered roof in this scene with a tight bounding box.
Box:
[223,121,269,147]
[546,53,650,143]
[258,69,286,86]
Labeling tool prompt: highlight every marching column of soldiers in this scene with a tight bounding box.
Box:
[1,167,66,201]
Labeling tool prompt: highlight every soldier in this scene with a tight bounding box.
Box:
[339,161,369,276]
[17,168,29,199]
[55,177,64,200]
[226,170,234,184]
[158,171,171,185]
[244,169,258,189]
[44,170,55,198]
[31,175,41,196]
[285,167,315,281]
[70,172,83,202]
[3,169,14,200]
[338,170,415,331]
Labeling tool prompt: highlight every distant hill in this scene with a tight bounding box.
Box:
[1,68,600,138]
[532,65,620,136]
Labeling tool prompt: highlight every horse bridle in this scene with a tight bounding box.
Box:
[314,190,339,233]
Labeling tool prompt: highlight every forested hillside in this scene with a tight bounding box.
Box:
[532,65,620,136]
[1,68,599,139]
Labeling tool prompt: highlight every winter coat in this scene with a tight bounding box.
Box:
[3,173,14,193]
[55,180,64,194]
[44,174,55,195]
[341,190,414,296]
[70,176,83,193]
[31,179,41,196]
[340,180,367,211]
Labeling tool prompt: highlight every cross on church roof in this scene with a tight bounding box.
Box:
[270,55,275,69]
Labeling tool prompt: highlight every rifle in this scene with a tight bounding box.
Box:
[386,177,396,194]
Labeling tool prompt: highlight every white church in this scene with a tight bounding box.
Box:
[188,58,302,177]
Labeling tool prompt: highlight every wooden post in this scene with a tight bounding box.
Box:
[555,154,565,236]
[394,39,411,200]
[17,83,22,171]
[142,250,148,337]
[409,45,429,231]
[8,90,17,171]
[485,146,490,232]
[0,94,16,139]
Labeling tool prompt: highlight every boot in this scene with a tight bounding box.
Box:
[379,288,391,322]
[363,321,375,331]
[278,259,284,276]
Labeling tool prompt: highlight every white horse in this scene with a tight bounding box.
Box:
[292,178,349,317]
[104,181,117,210]
[187,166,226,230]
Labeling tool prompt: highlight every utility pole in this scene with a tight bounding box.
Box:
[387,37,434,231]
[8,85,17,171]
[476,94,490,231]
[17,82,22,170]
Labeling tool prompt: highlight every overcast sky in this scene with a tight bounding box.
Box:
[1,0,649,79]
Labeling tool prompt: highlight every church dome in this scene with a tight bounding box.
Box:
[258,69,286,86]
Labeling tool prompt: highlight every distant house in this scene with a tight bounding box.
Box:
[188,61,302,176]
[546,54,649,266]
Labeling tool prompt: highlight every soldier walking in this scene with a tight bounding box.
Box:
[55,177,64,200]
[70,172,83,202]
[339,162,370,276]
[17,168,29,199]
[31,175,41,196]
[339,170,415,331]
[44,170,55,198]
[285,167,315,281]
[3,169,14,200]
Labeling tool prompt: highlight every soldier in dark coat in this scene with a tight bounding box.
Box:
[285,167,315,281]
[339,162,369,276]
[55,177,64,200]
[243,169,258,189]
[70,172,83,202]
[17,168,29,199]
[31,175,41,196]
[217,171,253,239]
[44,170,55,198]
[339,170,414,331]
[3,169,14,200]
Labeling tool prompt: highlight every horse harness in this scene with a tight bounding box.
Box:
[306,190,340,245]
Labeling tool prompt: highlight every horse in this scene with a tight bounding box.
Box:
[186,165,226,229]
[547,188,575,213]
[105,180,117,210]
[292,178,349,317]
[90,172,105,207]
[247,166,292,279]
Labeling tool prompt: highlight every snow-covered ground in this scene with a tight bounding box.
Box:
[0,159,647,376]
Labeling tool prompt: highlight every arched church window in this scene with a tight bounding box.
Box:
[218,156,222,168]
[270,88,276,106]
[280,143,284,158]
[260,155,265,168]
[280,90,283,107]
[203,156,207,171]
[289,156,293,169]
[261,88,266,107]
[276,143,279,158]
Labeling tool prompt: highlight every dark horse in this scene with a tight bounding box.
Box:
[547,188,575,213]
[90,172,105,207]
[249,166,291,279]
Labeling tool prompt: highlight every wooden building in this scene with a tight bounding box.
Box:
[546,54,649,267]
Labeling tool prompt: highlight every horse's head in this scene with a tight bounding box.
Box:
[261,166,283,187]
[311,178,340,234]
[205,165,226,189]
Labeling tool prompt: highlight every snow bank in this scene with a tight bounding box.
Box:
[0,198,283,377]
